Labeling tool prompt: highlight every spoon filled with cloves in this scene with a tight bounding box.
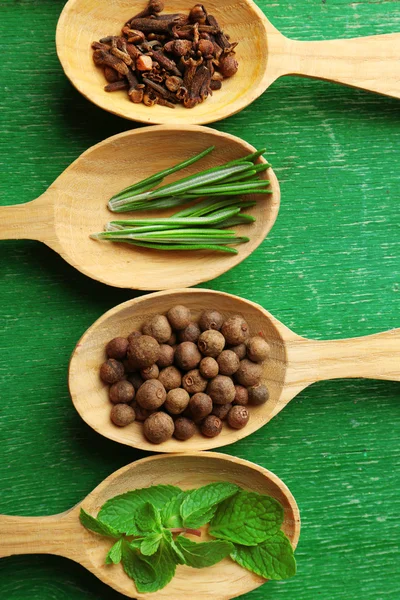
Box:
[56,0,400,125]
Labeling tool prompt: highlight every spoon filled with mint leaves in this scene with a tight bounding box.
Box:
[0,452,299,599]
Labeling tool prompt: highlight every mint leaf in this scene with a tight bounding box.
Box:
[105,538,123,564]
[98,485,182,535]
[136,502,162,534]
[137,538,178,592]
[231,531,296,580]
[170,539,186,564]
[79,508,119,538]
[141,533,162,556]
[209,491,283,546]
[161,491,188,528]
[174,535,234,568]
[122,541,157,590]
[181,483,239,529]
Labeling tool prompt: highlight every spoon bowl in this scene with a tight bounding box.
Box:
[0,452,300,599]
[0,126,279,290]
[69,289,400,452]
[56,0,400,125]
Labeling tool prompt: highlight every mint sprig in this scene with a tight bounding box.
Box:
[80,483,296,593]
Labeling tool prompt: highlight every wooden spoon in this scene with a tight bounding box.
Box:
[69,288,400,452]
[56,0,400,125]
[0,452,300,599]
[0,126,278,290]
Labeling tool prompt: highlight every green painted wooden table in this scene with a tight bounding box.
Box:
[0,0,399,598]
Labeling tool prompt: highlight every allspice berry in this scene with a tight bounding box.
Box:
[199,357,219,379]
[207,375,236,405]
[106,337,129,360]
[201,415,222,437]
[165,388,190,414]
[127,372,144,390]
[235,359,262,387]
[100,359,125,384]
[182,369,208,394]
[167,305,191,330]
[212,403,232,420]
[229,343,247,360]
[217,350,240,376]
[136,379,167,410]
[198,330,225,357]
[178,322,201,343]
[109,380,135,404]
[167,333,177,346]
[233,385,249,406]
[140,364,160,381]
[128,335,160,369]
[221,315,249,345]
[174,417,196,441]
[198,309,224,331]
[142,315,172,344]
[156,344,174,368]
[227,405,249,429]
[158,366,182,390]
[127,331,141,344]
[248,383,269,405]
[130,400,152,422]
[189,393,213,421]
[143,412,174,444]
[175,342,201,370]
[246,336,270,363]
[110,404,135,427]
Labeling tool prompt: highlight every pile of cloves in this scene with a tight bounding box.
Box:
[92,0,238,109]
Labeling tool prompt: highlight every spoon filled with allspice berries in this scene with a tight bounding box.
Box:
[69,288,400,452]
[56,0,400,125]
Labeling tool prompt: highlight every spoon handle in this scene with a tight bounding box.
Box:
[0,198,51,242]
[283,33,400,99]
[289,328,400,384]
[0,511,80,560]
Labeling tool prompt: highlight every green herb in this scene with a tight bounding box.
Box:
[80,483,296,593]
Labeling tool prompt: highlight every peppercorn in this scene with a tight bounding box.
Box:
[248,383,269,405]
[174,417,196,441]
[106,337,129,360]
[198,309,224,331]
[227,405,249,429]
[109,380,135,404]
[127,372,144,390]
[127,335,160,369]
[156,344,175,368]
[158,366,182,390]
[136,379,167,410]
[178,322,201,343]
[110,403,136,427]
[167,304,191,330]
[189,393,213,421]
[246,336,270,363]
[198,330,225,357]
[143,411,174,444]
[182,369,208,394]
[229,343,247,360]
[235,359,262,387]
[217,350,240,376]
[206,375,236,405]
[221,315,249,345]
[140,364,160,380]
[164,388,190,414]
[233,385,249,406]
[199,356,219,379]
[175,341,202,370]
[211,402,232,420]
[201,415,222,437]
[100,359,125,384]
[142,314,172,343]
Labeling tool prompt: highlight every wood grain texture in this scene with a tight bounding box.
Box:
[0,0,399,599]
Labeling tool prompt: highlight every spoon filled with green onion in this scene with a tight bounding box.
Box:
[0,126,280,290]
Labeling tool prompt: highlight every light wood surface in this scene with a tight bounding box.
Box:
[0,126,279,290]
[56,0,400,125]
[69,289,400,452]
[0,452,300,600]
